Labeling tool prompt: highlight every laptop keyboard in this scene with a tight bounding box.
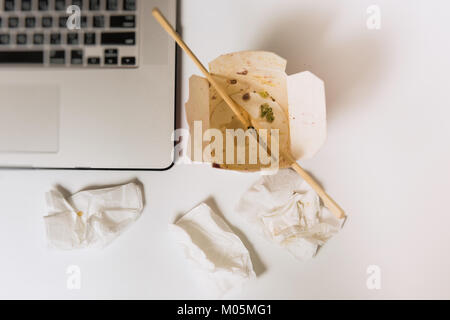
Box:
[0,0,139,67]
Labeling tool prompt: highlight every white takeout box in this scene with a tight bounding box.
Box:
[185,51,327,170]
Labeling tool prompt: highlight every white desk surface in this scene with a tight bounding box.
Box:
[1,0,450,299]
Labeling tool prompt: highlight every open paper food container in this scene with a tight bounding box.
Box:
[185,51,326,171]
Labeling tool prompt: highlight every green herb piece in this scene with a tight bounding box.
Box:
[260,103,270,117]
[260,103,275,123]
[258,91,270,99]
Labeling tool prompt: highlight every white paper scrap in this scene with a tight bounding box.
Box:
[169,203,256,297]
[236,169,344,260]
[44,182,143,250]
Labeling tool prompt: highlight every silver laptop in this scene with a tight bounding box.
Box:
[0,0,176,170]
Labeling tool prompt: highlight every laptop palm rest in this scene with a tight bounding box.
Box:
[0,85,59,153]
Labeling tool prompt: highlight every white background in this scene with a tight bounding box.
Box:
[1,0,450,299]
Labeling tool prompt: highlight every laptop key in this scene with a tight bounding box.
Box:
[104,57,118,65]
[71,0,83,10]
[121,57,136,66]
[25,17,36,28]
[89,0,100,11]
[33,33,45,45]
[8,17,20,28]
[55,0,66,11]
[16,33,27,45]
[104,48,118,65]
[50,50,65,64]
[106,0,118,11]
[4,0,15,11]
[110,15,135,28]
[42,16,53,28]
[87,57,100,65]
[59,16,68,28]
[93,15,105,28]
[84,32,96,45]
[67,33,79,45]
[0,34,10,45]
[105,48,118,55]
[101,32,135,45]
[71,49,83,65]
[123,0,136,11]
[50,33,61,45]
[39,0,49,11]
[81,16,88,28]
[0,51,44,64]
[21,0,32,11]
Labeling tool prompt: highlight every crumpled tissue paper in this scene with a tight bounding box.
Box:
[44,182,143,250]
[169,203,256,297]
[236,169,344,260]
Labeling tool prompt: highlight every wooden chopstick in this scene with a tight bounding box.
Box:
[152,8,346,219]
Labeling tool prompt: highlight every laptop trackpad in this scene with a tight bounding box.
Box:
[0,85,59,153]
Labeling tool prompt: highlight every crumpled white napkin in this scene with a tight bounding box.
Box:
[169,203,256,297]
[44,182,144,250]
[236,169,344,260]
